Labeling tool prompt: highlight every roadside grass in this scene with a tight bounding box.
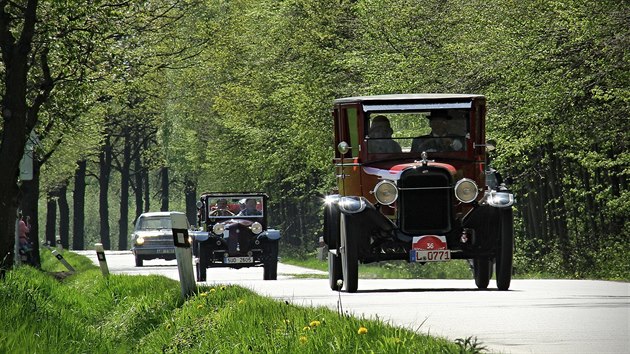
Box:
[0,250,483,353]
[282,252,474,280]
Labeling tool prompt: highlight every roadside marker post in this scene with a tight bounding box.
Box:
[56,235,62,251]
[94,243,109,277]
[42,243,75,273]
[171,213,196,298]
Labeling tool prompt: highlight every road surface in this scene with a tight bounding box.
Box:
[75,250,629,354]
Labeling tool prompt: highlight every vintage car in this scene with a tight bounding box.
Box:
[131,211,184,266]
[193,192,280,281]
[323,94,514,292]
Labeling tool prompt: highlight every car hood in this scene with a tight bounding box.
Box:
[363,161,457,181]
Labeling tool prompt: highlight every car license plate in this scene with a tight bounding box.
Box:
[411,250,451,262]
[225,256,253,264]
[156,249,173,254]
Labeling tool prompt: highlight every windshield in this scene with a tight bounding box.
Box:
[137,216,172,230]
[366,109,469,153]
[207,196,264,219]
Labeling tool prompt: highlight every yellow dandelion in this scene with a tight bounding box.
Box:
[197,304,204,309]
[299,336,308,344]
[283,319,291,325]
[238,299,245,304]
[200,292,208,297]
[210,288,216,293]
[358,326,368,335]
[309,320,321,327]
[302,326,310,331]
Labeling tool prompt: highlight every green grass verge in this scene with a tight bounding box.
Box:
[282,253,474,280]
[0,250,484,353]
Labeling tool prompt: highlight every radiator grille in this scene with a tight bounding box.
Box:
[398,168,452,234]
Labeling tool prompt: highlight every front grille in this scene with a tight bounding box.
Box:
[398,167,452,234]
[141,239,174,248]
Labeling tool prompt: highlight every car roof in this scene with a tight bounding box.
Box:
[139,211,184,218]
[333,93,484,104]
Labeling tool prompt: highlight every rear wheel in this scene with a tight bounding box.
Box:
[473,258,492,289]
[495,208,514,290]
[340,214,358,293]
[135,255,143,267]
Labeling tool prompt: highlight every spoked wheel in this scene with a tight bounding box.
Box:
[328,250,343,290]
[263,241,279,280]
[339,213,359,293]
[495,208,514,290]
[473,258,493,289]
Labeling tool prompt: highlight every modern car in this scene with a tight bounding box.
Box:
[322,94,514,292]
[131,211,184,267]
[192,193,280,281]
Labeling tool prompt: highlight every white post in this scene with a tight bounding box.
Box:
[43,243,75,273]
[94,243,109,277]
[171,213,196,298]
[56,235,62,251]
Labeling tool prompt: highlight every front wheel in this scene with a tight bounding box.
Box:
[263,241,279,280]
[198,247,207,282]
[495,208,514,290]
[340,214,358,293]
[328,250,343,291]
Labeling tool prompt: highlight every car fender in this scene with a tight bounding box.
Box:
[261,229,281,240]
[190,230,210,242]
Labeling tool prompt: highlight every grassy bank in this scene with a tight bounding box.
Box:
[0,251,483,353]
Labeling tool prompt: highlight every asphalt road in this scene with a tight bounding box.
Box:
[74,250,629,354]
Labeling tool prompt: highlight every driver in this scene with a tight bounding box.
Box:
[209,198,234,216]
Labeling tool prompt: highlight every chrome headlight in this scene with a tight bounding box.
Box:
[338,196,366,214]
[212,223,225,235]
[373,180,398,205]
[486,190,514,208]
[135,237,145,246]
[454,178,478,203]
[250,222,263,235]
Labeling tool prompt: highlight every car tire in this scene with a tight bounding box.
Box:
[263,241,279,280]
[323,202,341,249]
[198,247,207,282]
[473,257,492,289]
[328,250,343,291]
[340,213,359,293]
[135,256,143,267]
[495,208,514,291]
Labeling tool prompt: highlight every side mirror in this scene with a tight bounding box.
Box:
[337,141,351,155]
[486,139,496,152]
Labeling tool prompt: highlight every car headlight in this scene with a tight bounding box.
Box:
[212,223,225,235]
[487,190,514,208]
[454,178,478,203]
[373,180,398,205]
[135,237,145,246]
[250,222,263,234]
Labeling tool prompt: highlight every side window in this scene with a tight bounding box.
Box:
[346,108,359,158]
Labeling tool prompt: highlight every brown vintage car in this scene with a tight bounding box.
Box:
[322,94,514,292]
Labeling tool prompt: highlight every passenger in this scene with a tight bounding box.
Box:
[411,113,464,152]
[367,115,402,153]
[238,198,262,216]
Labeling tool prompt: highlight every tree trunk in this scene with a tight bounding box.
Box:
[18,155,41,267]
[184,178,197,226]
[45,192,57,247]
[134,151,143,223]
[160,166,169,212]
[99,138,112,249]
[143,169,150,212]
[58,184,70,249]
[72,160,86,250]
[118,133,131,250]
